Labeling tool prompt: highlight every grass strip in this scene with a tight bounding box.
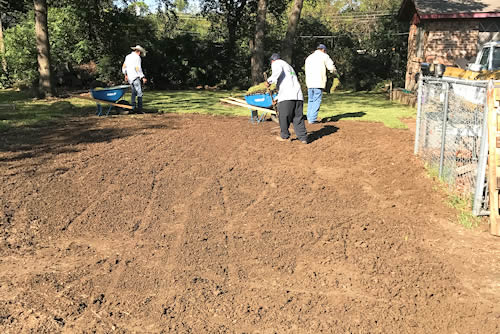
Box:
[0,89,415,130]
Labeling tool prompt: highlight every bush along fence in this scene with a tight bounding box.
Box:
[414,77,488,212]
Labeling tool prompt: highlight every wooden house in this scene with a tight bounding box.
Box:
[398,0,500,90]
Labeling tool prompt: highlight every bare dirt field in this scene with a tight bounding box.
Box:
[1,113,500,333]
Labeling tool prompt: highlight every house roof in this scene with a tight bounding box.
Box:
[398,0,500,20]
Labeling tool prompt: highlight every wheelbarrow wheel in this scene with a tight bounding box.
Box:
[116,100,131,115]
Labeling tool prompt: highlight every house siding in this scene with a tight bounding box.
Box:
[424,20,479,64]
[399,0,500,91]
[405,22,420,90]
[405,19,481,90]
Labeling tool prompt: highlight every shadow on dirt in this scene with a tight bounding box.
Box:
[308,125,339,143]
[322,111,366,123]
[0,123,127,163]
[0,116,169,164]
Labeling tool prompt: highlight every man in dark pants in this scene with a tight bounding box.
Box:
[265,53,308,144]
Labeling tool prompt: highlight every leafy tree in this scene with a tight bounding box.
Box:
[1,0,408,92]
[3,14,37,88]
[127,1,150,16]
[200,0,288,86]
[174,0,188,12]
[0,0,31,83]
[1,0,30,14]
[291,0,407,90]
[201,0,250,53]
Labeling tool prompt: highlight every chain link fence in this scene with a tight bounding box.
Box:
[414,77,489,215]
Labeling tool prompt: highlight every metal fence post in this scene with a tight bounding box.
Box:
[473,92,489,216]
[439,82,450,179]
[414,76,424,155]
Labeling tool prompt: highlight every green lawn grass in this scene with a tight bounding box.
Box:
[145,90,415,129]
[144,90,249,117]
[0,89,91,130]
[319,91,416,129]
[0,88,415,131]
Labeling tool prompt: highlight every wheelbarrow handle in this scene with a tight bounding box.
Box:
[263,72,278,117]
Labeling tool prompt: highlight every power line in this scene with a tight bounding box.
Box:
[331,15,393,20]
[329,12,394,18]
[298,32,409,38]
[330,13,393,18]
[334,10,393,15]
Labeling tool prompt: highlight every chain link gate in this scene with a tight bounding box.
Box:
[414,76,489,216]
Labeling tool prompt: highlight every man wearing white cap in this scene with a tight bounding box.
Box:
[122,45,147,112]
[305,44,336,124]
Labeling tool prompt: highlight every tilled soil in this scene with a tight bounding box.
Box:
[1,113,499,333]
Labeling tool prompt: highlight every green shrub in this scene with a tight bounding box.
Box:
[4,14,38,89]
[96,55,123,85]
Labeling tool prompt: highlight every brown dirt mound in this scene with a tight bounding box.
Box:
[1,113,499,333]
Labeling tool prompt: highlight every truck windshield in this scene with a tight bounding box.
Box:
[479,47,491,68]
[493,47,500,70]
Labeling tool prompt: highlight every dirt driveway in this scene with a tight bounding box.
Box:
[1,113,499,333]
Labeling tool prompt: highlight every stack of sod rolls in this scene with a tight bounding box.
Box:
[246,82,277,95]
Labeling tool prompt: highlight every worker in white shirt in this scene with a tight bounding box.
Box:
[304,44,336,124]
[265,53,308,144]
[122,45,147,112]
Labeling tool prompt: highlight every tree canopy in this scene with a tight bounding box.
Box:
[0,0,408,92]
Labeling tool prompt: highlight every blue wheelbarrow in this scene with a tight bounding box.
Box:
[74,85,134,116]
[90,85,134,116]
[244,93,277,108]
[220,92,278,123]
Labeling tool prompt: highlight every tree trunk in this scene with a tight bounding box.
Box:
[34,0,54,97]
[226,13,236,59]
[250,0,267,85]
[0,14,7,75]
[281,0,304,64]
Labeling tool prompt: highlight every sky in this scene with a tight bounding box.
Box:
[115,0,200,13]
[114,1,164,10]
[143,0,160,9]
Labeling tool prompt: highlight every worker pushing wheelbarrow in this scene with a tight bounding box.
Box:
[220,89,277,123]
[265,53,308,144]
[221,53,308,143]
[220,74,278,123]
[73,45,148,116]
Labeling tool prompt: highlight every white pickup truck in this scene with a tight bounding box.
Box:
[466,41,500,72]
[437,41,500,104]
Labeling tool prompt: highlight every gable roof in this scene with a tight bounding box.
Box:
[399,0,500,20]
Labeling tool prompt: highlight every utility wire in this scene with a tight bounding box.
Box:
[329,12,394,18]
[299,32,409,38]
[332,15,393,20]
[330,13,393,18]
[333,10,393,15]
